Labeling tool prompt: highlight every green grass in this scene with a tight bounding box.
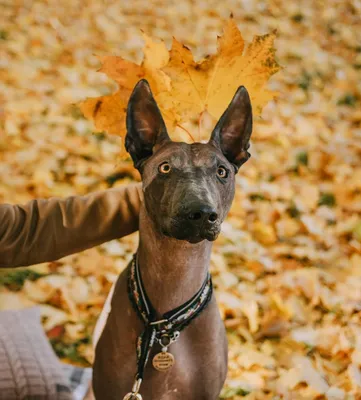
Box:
[0,268,45,291]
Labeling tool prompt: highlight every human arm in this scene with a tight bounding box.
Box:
[0,183,142,268]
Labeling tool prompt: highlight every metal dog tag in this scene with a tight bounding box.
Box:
[152,351,175,371]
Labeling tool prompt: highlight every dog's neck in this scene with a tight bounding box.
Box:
[137,204,213,315]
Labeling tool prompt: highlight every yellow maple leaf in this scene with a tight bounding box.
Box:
[79,33,173,150]
[161,18,280,136]
[80,18,280,149]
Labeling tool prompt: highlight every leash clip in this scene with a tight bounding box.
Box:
[123,378,143,400]
[158,330,180,352]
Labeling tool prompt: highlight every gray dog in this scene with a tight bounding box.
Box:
[91,79,253,400]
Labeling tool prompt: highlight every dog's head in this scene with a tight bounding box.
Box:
[125,79,252,244]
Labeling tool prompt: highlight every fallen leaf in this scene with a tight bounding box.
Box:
[292,355,329,394]
[40,304,70,331]
[252,221,277,245]
[0,290,36,310]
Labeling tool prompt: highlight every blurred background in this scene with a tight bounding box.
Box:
[1,0,361,398]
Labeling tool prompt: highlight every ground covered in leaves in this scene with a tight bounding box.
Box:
[1,1,361,399]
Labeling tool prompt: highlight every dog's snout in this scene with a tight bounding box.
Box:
[186,204,218,224]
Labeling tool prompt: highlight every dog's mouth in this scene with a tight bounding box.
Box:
[163,219,221,243]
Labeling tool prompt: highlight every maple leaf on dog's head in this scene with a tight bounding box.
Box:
[161,18,281,140]
[79,33,174,155]
[80,18,280,148]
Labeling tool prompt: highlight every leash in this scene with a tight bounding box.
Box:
[123,253,213,400]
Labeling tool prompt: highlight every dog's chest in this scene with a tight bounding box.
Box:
[92,268,227,400]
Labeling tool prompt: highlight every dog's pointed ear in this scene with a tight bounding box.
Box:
[125,79,170,170]
[209,86,253,173]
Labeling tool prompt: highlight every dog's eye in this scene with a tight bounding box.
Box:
[158,162,171,174]
[217,166,228,179]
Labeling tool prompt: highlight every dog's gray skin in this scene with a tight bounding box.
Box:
[92,79,252,400]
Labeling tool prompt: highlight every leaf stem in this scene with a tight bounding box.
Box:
[198,110,205,141]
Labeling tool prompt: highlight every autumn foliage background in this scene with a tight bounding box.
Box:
[1,1,361,399]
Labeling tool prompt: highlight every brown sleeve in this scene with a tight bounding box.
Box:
[0,183,142,268]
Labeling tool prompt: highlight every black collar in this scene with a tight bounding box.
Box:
[124,253,213,399]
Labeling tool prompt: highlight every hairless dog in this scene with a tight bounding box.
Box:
[91,79,253,400]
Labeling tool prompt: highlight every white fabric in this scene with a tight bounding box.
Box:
[92,282,116,349]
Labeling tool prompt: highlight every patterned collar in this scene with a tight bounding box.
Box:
[124,253,213,400]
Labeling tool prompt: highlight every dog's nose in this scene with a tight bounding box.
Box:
[187,205,218,224]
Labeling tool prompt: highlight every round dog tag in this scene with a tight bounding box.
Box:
[152,352,175,371]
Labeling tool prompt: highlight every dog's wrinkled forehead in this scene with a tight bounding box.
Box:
[155,142,221,167]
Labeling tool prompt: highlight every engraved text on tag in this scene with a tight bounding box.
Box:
[152,352,175,371]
